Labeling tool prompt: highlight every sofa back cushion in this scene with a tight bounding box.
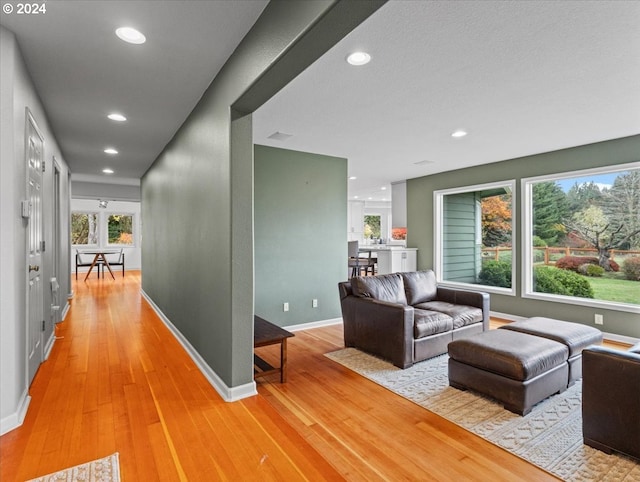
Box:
[351,273,408,305]
[402,270,437,305]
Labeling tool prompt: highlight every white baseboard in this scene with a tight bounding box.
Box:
[44,332,55,360]
[284,317,343,332]
[0,390,31,436]
[60,301,70,321]
[140,289,257,402]
[490,311,639,345]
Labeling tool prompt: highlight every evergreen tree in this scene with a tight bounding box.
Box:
[532,181,568,245]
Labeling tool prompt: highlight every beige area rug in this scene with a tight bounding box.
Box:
[326,348,640,482]
[26,453,120,482]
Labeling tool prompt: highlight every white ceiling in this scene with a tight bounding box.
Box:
[3,1,639,201]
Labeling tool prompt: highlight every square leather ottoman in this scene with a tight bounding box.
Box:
[499,317,603,384]
[448,329,569,415]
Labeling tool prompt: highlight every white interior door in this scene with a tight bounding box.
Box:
[26,110,44,384]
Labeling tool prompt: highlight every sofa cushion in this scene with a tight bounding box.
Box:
[402,270,437,305]
[414,309,453,339]
[414,301,482,329]
[351,273,408,305]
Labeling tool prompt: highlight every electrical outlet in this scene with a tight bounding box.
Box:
[283,302,289,312]
[594,314,604,325]
[312,299,318,308]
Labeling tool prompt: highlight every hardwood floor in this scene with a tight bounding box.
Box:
[1,271,584,481]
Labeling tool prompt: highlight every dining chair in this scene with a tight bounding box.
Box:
[101,248,125,277]
[348,241,376,277]
[75,249,100,280]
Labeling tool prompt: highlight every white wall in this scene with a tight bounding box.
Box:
[1,26,72,434]
[70,199,142,275]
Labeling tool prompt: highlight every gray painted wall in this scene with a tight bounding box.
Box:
[141,1,385,389]
[254,145,346,326]
[1,25,72,432]
[407,135,640,338]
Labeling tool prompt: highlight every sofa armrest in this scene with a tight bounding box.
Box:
[582,345,640,460]
[436,287,490,331]
[340,295,414,369]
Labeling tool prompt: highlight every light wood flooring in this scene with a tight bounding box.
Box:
[3,271,618,481]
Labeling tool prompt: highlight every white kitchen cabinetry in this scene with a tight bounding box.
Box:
[348,201,365,241]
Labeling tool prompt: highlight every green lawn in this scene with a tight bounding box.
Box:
[587,274,640,304]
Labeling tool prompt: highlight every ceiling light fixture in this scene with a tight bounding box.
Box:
[451,130,468,138]
[346,51,371,66]
[98,200,109,209]
[107,113,127,122]
[381,186,387,190]
[104,148,118,155]
[349,176,357,180]
[102,168,114,174]
[267,131,293,141]
[115,27,146,45]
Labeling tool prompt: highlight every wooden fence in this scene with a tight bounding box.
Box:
[482,247,640,265]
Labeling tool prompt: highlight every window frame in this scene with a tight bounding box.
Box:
[521,162,640,314]
[71,210,137,249]
[434,179,516,296]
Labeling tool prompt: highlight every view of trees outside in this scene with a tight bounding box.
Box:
[529,169,640,305]
[71,212,98,245]
[364,215,381,239]
[108,214,133,245]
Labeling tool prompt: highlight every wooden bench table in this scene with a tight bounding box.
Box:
[254,315,295,383]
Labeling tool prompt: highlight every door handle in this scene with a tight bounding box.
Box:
[29,265,40,272]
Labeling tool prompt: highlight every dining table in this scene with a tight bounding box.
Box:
[81,250,119,281]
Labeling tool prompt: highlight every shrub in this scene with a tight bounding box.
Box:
[622,257,640,281]
[479,260,511,288]
[532,236,547,247]
[555,255,619,272]
[534,266,594,298]
[578,263,604,277]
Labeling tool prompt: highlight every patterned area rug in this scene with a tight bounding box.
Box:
[26,453,120,482]
[326,349,640,481]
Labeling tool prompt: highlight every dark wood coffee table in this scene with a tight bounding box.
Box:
[254,315,294,383]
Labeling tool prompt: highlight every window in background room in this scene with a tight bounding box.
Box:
[523,163,640,313]
[71,212,99,246]
[434,180,515,295]
[107,214,134,246]
[364,214,381,241]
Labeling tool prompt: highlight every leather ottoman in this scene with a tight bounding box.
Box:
[448,329,569,415]
[499,317,603,384]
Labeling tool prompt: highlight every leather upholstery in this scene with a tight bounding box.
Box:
[448,330,568,381]
[414,301,483,329]
[582,345,640,461]
[351,273,408,305]
[338,270,490,368]
[402,270,437,305]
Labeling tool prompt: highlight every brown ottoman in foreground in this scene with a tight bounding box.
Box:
[499,317,603,384]
[448,330,569,415]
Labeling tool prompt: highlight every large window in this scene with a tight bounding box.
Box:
[107,214,134,245]
[523,164,640,313]
[71,211,135,247]
[435,180,515,295]
[71,212,98,245]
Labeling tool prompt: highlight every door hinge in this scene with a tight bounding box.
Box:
[42,160,46,173]
[42,320,45,332]
[41,240,46,252]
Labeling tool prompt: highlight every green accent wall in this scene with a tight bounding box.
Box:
[141,1,386,389]
[254,145,346,326]
[407,135,640,338]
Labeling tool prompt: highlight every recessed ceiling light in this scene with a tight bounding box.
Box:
[354,196,359,199]
[381,186,387,190]
[104,148,118,155]
[451,130,468,138]
[346,51,371,66]
[349,176,357,180]
[102,168,114,174]
[107,113,127,122]
[115,27,146,45]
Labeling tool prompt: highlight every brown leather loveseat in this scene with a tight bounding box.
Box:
[338,270,490,368]
[582,342,640,462]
